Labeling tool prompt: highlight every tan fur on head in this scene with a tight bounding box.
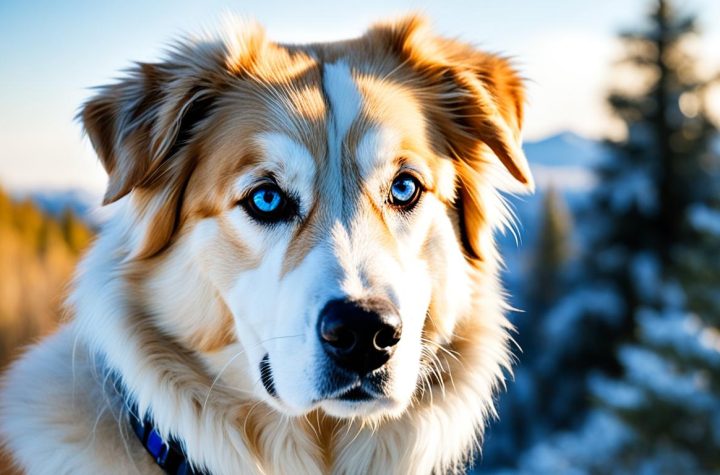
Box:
[1,14,533,475]
[367,14,532,260]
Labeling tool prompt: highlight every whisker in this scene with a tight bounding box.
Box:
[203,350,248,410]
[202,333,303,410]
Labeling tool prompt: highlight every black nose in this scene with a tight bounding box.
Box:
[317,298,402,375]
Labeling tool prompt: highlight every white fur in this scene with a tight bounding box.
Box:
[0,191,508,474]
[323,61,362,144]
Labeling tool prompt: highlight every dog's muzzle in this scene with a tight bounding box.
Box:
[259,298,402,403]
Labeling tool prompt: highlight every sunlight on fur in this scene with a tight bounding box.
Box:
[0,13,533,475]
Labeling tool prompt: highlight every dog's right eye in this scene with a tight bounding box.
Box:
[241,184,297,224]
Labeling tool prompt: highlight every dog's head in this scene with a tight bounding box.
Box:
[81,16,532,419]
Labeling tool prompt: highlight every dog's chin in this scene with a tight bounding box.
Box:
[319,395,406,419]
[316,380,411,419]
[258,368,410,419]
[262,385,410,419]
[258,389,406,419]
[257,354,416,419]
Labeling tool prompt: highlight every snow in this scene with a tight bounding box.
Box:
[630,252,660,301]
[615,345,716,408]
[589,374,644,410]
[511,410,634,475]
[689,204,720,236]
[542,286,625,344]
[635,307,720,367]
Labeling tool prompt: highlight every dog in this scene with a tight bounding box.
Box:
[0,14,533,475]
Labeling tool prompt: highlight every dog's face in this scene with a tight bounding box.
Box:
[82,17,532,419]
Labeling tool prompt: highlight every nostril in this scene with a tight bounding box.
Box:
[373,319,402,350]
[320,320,356,352]
[373,315,402,351]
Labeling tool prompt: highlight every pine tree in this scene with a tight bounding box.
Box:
[517,188,575,446]
[594,1,720,469]
[527,188,573,315]
[514,1,720,472]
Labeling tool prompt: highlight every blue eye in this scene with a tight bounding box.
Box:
[252,187,282,213]
[243,183,296,223]
[390,174,422,208]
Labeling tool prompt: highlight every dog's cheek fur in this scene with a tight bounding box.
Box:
[134,221,245,353]
[197,216,330,414]
[381,198,474,414]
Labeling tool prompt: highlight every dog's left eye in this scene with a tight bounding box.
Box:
[389,174,422,209]
[242,184,296,223]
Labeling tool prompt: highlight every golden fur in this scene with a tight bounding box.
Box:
[0,14,533,474]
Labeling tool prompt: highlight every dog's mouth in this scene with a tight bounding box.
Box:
[259,353,387,405]
[318,367,389,404]
[334,386,374,401]
[324,383,383,404]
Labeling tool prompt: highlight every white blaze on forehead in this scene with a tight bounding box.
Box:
[323,61,362,147]
[329,220,365,298]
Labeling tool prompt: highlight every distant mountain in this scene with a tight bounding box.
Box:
[524,132,607,168]
[14,189,102,227]
[523,132,605,191]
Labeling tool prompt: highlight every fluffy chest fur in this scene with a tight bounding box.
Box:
[0,14,532,475]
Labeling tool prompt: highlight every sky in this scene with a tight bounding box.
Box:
[1,0,719,193]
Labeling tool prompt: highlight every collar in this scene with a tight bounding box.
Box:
[116,378,209,475]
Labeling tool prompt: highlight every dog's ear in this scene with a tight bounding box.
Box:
[80,23,270,259]
[436,50,533,261]
[80,63,216,206]
[80,61,218,258]
[373,15,534,259]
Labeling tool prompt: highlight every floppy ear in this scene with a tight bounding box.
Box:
[80,61,218,258]
[372,15,534,259]
[436,49,534,260]
[435,50,532,188]
[81,63,216,205]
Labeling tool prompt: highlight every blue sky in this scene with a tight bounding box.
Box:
[1,0,719,192]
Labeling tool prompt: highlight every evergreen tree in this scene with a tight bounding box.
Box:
[514,1,720,472]
[518,188,575,447]
[553,0,716,424]
[527,188,573,315]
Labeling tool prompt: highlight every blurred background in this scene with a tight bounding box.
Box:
[1,0,719,473]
